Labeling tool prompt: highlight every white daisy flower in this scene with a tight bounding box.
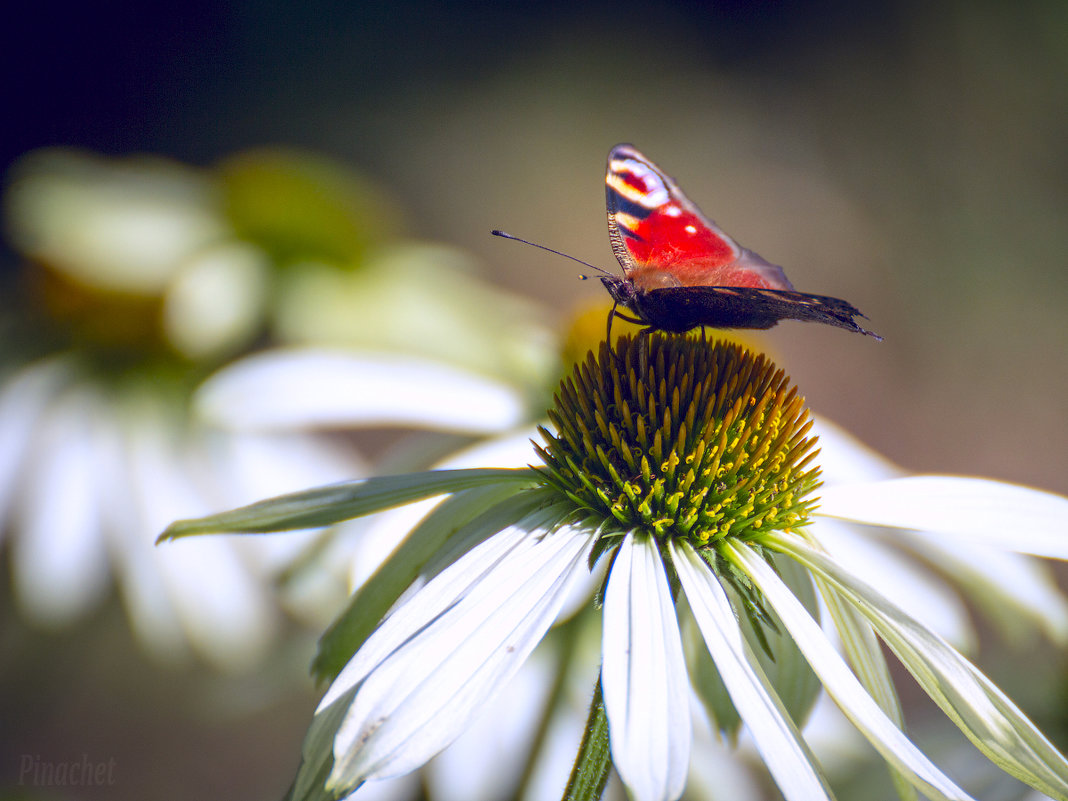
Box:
[163,334,1068,800]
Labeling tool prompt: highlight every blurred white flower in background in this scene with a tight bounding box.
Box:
[0,356,363,670]
[0,147,555,671]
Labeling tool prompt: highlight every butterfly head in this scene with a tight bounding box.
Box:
[599,274,638,308]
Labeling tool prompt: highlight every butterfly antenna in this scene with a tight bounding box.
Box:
[491,230,614,279]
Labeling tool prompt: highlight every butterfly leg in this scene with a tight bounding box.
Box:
[606,304,645,342]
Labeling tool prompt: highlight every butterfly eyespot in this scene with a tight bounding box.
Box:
[612,211,642,235]
[609,160,670,207]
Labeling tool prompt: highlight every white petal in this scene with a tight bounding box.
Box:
[727,541,976,801]
[817,476,1068,559]
[322,508,544,709]
[326,516,593,792]
[0,358,74,524]
[809,518,974,648]
[798,693,871,769]
[195,348,525,433]
[602,533,690,801]
[670,541,831,801]
[340,775,420,801]
[12,384,110,623]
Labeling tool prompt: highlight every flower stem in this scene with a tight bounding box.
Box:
[561,675,612,801]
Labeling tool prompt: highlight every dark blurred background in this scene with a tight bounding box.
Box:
[2,1,1066,799]
[5,0,1068,490]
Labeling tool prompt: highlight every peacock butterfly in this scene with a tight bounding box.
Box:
[600,144,880,339]
[493,145,880,340]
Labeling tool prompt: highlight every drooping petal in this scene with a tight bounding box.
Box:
[772,533,1068,800]
[889,528,1068,644]
[320,510,542,710]
[325,511,594,795]
[809,518,975,648]
[670,540,832,801]
[601,533,690,801]
[817,477,1068,559]
[811,565,917,801]
[195,348,525,433]
[726,540,976,801]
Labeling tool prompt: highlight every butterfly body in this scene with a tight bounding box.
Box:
[603,144,880,339]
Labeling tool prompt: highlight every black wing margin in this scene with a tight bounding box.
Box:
[637,285,882,339]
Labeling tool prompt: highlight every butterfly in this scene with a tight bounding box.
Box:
[599,144,880,340]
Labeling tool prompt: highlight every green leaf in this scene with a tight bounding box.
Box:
[157,468,538,542]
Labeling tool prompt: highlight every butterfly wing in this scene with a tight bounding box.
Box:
[605,144,793,291]
[636,285,881,339]
[602,144,880,339]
